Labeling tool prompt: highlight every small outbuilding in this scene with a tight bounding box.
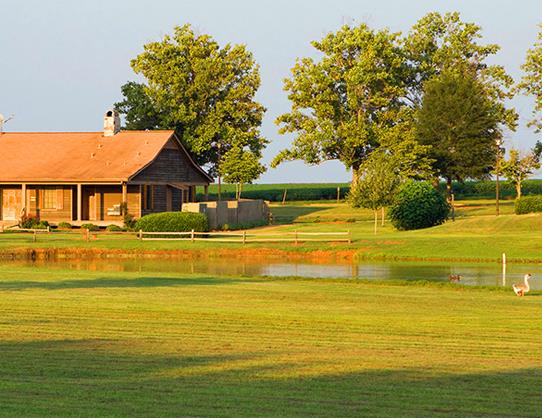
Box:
[0,111,212,225]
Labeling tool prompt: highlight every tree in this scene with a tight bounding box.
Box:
[348,151,402,234]
[272,24,424,186]
[501,142,542,199]
[517,24,542,132]
[115,24,267,177]
[416,68,502,198]
[220,145,266,200]
[405,11,517,130]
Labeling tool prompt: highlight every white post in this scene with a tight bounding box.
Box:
[502,252,507,287]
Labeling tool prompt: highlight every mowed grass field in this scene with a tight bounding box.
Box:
[0,265,541,417]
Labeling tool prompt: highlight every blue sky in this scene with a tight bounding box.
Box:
[1,0,540,182]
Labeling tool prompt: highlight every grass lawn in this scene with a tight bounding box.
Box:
[1,199,540,262]
[0,265,541,417]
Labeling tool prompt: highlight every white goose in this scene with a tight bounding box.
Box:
[512,274,532,297]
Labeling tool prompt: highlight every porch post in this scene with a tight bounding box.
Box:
[77,184,82,221]
[122,182,128,214]
[21,183,27,216]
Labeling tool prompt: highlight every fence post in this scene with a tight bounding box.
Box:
[85,228,90,242]
[294,230,298,245]
[282,189,287,205]
[191,229,195,243]
[0,224,4,233]
[138,229,143,240]
[33,230,37,243]
[348,229,352,244]
[47,226,51,233]
[243,230,246,245]
[337,186,340,203]
[502,252,507,286]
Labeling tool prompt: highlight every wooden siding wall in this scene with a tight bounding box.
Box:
[85,185,140,221]
[131,140,210,184]
[31,186,73,222]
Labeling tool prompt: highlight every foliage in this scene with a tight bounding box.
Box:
[220,145,266,199]
[405,11,517,129]
[135,212,209,232]
[389,181,450,230]
[105,224,124,232]
[116,24,267,177]
[81,223,100,232]
[517,24,542,132]
[57,222,73,230]
[221,220,268,231]
[273,23,429,182]
[122,205,137,231]
[114,82,161,130]
[514,195,542,214]
[501,142,542,199]
[416,68,502,192]
[19,215,49,230]
[348,152,402,233]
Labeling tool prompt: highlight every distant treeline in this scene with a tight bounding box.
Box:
[196,180,542,202]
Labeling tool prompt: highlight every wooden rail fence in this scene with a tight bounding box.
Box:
[138,229,352,244]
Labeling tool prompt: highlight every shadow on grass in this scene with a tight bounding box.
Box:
[1,339,541,417]
[0,276,241,291]
[270,205,332,224]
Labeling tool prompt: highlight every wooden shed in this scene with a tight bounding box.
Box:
[0,111,212,226]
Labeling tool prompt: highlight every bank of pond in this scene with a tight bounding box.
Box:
[3,257,540,290]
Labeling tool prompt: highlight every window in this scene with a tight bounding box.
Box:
[43,189,56,209]
[143,185,154,210]
[42,188,64,210]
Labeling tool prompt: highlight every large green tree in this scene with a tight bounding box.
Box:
[405,11,517,130]
[115,24,267,176]
[517,24,542,132]
[416,68,502,195]
[272,24,428,185]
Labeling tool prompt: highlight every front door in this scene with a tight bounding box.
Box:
[2,189,22,221]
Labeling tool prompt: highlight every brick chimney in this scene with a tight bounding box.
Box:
[103,110,120,136]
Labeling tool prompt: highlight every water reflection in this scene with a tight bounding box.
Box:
[3,258,542,289]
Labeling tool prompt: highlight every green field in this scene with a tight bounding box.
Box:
[1,199,541,262]
[0,264,540,417]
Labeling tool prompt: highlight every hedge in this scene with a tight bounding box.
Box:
[196,181,542,202]
[134,212,209,232]
[515,196,542,215]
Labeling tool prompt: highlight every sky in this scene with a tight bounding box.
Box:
[1,0,540,183]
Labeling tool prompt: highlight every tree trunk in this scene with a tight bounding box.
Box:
[516,182,522,200]
[235,183,239,201]
[239,183,243,200]
[351,167,360,189]
[374,209,378,235]
[446,177,455,221]
[381,207,385,226]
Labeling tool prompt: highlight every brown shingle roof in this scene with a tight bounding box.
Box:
[0,130,207,183]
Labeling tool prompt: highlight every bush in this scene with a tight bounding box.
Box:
[57,222,72,229]
[515,196,542,214]
[134,212,209,232]
[389,182,450,230]
[81,223,100,232]
[106,224,124,232]
[19,215,49,229]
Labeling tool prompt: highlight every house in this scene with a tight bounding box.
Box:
[0,110,212,226]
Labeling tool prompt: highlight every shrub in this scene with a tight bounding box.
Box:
[106,224,124,232]
[81,223,100,232]
[515,196,542,214]
[19,215,49,229]
[135,212,209,232]
[389,182,450,230]
[57,222,72,229]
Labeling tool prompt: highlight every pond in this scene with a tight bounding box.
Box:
[3,257,541,290]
